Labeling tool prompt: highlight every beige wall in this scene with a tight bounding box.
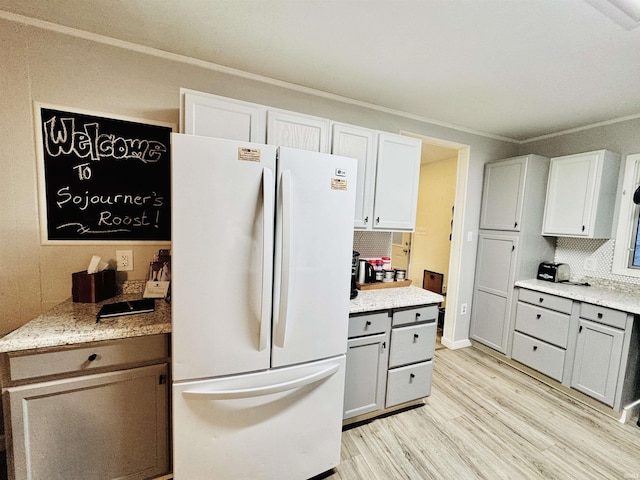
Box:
[0,18,518,339]
[409,157,458,298]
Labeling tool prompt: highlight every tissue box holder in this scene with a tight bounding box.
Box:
[72,270,116,303]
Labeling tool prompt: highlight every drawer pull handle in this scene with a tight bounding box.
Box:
[88,353,98,362]
[536,314,541,319]
[532,346,538,351]
[365,320,372,326]
[597,313,603,319]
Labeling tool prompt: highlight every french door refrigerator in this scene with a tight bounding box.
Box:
[171,134,357,479]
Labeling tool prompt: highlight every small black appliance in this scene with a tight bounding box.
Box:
[351,251,359,299]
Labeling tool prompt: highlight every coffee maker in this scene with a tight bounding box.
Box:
[351,251,359,299]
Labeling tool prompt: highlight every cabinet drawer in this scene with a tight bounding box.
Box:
[348,312,389,338]
[518,289,572,314]
[511,332,565,381]
[8,335,169,382]
[514,302,570,348]
[386,360,433,407]
[392,305,438,327]
[388,323,436,368]
[580,303,627,329]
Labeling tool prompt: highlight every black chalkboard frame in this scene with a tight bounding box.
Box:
[34,103,175,245]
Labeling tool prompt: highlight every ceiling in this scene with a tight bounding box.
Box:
[2,0,640,142]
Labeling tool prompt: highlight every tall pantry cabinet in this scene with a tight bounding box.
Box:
[470,155,555,354]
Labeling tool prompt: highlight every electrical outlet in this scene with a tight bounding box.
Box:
[460,303,468,315]
[116,250,133,271]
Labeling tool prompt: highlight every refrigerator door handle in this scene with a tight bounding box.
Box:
[182,364,339,400]
[274,169,292,348]
[260,168,274,351]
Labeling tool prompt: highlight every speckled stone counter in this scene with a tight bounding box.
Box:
[0,295,171,353]
[349,285,444,314]
[515,279,640,315]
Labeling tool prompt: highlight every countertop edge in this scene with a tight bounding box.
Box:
[515,279,640,316]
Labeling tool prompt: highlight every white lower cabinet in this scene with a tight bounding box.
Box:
[344,333,389,419]
[571,318,625,407]
[511,290,572,382]
[344,305,438,422]
[512,288,639,411]
[2,335,170,480]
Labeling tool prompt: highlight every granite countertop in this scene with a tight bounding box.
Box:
[0,286,440,354]
[0,294,171,354]
[349,285,444,314]
[515,279,640,316]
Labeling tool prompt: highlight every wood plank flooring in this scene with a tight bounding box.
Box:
[324,346,640,480]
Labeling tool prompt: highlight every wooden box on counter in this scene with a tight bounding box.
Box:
[72,270,116,303]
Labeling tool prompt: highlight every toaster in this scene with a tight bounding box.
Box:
[537,262,570,282]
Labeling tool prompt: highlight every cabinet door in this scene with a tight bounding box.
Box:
[332,123,377,228]
[372,133,422,230]
[343,333,389,419]
[7,364,169,480]
[181,90,266,142]
[542,153,598,236]
[267,110,330,152]
[480,157,526,231]
[470,233,518,353]
[571,319,624,406]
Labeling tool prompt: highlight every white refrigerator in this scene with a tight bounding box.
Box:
[171,134,357,479]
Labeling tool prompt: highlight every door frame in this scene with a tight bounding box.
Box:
[400,132,471,350]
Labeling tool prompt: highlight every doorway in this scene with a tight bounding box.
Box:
[401,133,470,350]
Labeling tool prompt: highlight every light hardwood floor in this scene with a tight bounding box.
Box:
[325,346,640,480]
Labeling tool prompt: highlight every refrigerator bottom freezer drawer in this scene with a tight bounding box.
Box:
[172,355,346,480]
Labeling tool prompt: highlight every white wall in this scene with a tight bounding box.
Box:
[410,156,458,295]
[0,17,517,338]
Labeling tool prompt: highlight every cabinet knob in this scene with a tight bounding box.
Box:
[597,312,603,319]
[364,216,369,224]
[416,312,421,318]
[539,297,544,303]
[410,373,415,379]
[413,334,420,340]
[536,314,541,319]
[532,346,538,352]
[88,353,98,362]
[365,320,372,326]
[376,217,380,224]
[582,225,586,232]
[514,221,518,228]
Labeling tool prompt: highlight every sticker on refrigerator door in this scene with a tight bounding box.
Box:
[238,147,261,162]
[331,178,348,191]
[335,168,347,177]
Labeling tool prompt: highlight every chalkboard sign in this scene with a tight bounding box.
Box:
[36,105,173,243]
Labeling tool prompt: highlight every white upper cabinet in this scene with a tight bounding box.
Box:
[542,150,621,238]
[372,133,422,231]
[480,157,527,231]
[266,110,330,152]
[331,123,377,228]
[180,89,421,230]
[180,89,266,142]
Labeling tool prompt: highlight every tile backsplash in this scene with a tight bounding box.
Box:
[353,231,392,258]
[554,237,640,293]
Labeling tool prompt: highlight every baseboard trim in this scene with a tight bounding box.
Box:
[440,337,471,350]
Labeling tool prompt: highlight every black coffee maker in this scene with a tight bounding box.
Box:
[351,251,359,299]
